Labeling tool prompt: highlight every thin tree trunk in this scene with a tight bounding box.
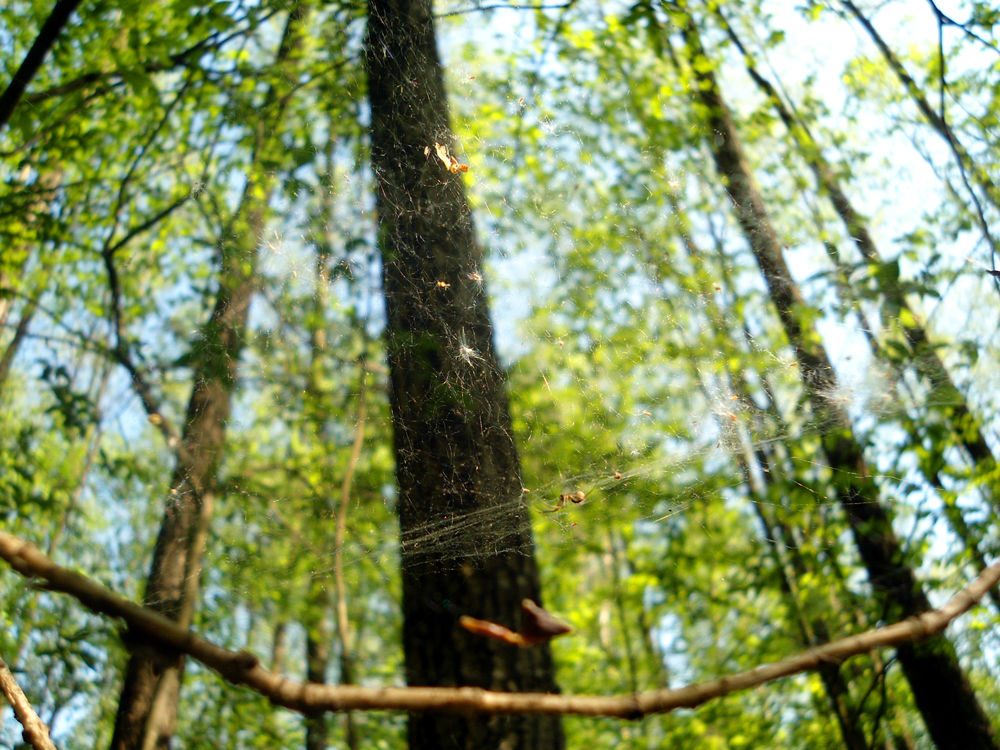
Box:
[304,612,332,750]
[109,7,310,749]
[1,167,62,393]
[365,2,563,748]
[0,295,38,390]
[667,196,871,749]
[720,12,999,516]
[838,0,1000,278]
[329,366,366,750]
[805,201,1000,611]
[675,12,997,749]
[302,236,335,750]
[302,165,365,750]
[741,443,870,750]
[604,529,639,696]
[726,8,1000,595]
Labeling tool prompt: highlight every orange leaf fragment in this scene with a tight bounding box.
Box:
[428,142,469,174]
[459,599,572,648]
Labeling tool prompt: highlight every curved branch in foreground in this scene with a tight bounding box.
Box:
[0,652,58,750]
[0,529,997,719]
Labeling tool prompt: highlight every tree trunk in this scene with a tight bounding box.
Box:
[304,619,331,750]
[365,2,563,749]
[0,295,37,390]
[109,7,310,748]
[676,12,998,749]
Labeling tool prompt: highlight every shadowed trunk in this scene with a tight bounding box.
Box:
[365,2,563,749]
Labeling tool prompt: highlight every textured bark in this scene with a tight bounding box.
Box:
[366,2,563,748]
[678,14,998,749]
[304,620,332,750]
[108,7,310,748]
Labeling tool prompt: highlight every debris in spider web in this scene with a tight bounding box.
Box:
[425,142,469,174]
[459,598,572,647]
[544,490,586,513]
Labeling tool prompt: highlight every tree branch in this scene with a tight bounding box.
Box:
[924,0,1000,57]
[21,8,284,107]
[0,652,58,750]
[99,232,183,452]
[0,0,83,129]
[1,530,998,718]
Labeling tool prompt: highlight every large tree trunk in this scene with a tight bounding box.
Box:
[365,3,563,749]
[109,7,310,748]
[676,13,998,749]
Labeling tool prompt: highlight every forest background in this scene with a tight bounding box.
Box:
[2,0,1000,748]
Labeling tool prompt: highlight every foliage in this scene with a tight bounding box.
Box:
[2,0,1000,746]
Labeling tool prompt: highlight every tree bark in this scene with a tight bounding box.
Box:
[365,2,563,749]
[108,7,310,748]
[676,12,998,749]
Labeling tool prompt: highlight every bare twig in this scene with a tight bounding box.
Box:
[0,652,58,750]
[924,0,1000,57]
[1,530,998,718]
[435,2,573,18]
[841,0,1000,293]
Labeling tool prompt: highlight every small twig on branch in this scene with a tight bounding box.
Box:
[435,2,572,18]
[0,652,58,750]
[0,529,997,718]
[925,0,1000,56]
